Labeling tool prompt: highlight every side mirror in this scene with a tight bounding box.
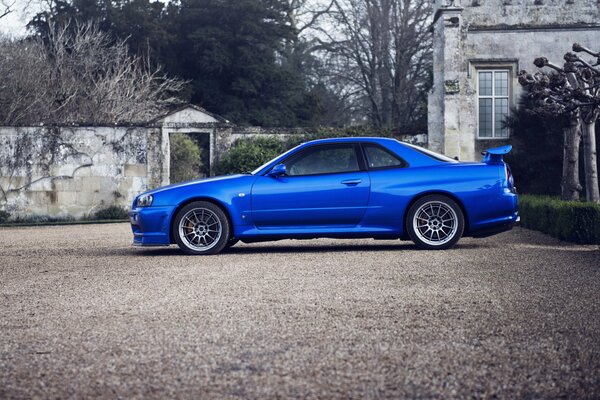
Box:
[268,163,286,177]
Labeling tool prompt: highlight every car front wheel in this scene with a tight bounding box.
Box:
[407,195,464,250]
[172,201,230,255]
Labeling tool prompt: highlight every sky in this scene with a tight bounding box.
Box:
[0,0,37,37]
[0,0,331,38]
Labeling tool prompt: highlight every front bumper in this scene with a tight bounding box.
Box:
[130,206,174,246]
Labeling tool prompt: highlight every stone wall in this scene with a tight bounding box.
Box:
[0,122,428,220]
[0,126,165,220]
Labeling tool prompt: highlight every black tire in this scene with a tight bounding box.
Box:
[225,239,239,249]
[406,194,464,250]
[172,201,230,255]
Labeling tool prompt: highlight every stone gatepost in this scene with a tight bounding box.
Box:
[428,0,467,160]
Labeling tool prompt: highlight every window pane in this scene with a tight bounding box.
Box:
[478,71,492,96]
[495,71,509,96]
[479,98,493,137]
[287,146,359,176]
[365,145,404,168]
[494,98,509,138]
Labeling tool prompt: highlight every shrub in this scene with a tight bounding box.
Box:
[170,133,202,184]
[215,136,287,175]
[93,205,129,220]
[0,210,10,223]
[520,195,600,244]
[10,214,75,224]
[214,127,402,176]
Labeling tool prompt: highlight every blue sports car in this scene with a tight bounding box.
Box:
[130,137,518,254]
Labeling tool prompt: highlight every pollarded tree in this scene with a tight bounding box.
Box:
[519,43,600,203]
[517,70,583,200]
[568,44,600,203]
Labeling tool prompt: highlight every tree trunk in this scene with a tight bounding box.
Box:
[561,119,582,200]
[582,119,600,203]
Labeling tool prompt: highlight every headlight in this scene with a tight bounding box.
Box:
[137,194,154,207]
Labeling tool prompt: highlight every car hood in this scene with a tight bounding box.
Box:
[143,174,250,196]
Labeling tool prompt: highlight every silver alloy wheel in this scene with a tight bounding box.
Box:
[178,208,222,251]
[412,201,458,246]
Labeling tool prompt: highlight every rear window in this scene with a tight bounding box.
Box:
[400,142,458,163]
[364,144,406,169]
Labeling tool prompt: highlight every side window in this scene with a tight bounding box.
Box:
[364,145,405,169]
[286,145,360,176]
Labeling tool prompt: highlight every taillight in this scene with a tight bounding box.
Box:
[506,165,516,192]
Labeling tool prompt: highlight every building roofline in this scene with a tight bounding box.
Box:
[148,104,230,124]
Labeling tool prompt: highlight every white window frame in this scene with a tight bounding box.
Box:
[477,69,510,139]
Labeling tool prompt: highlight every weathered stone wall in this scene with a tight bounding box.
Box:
[0,121,428,220]
[0,126,165,219]
[429,0,600,161]
[463,0,599,28]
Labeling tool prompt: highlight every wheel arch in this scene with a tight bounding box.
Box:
[402,191,470,238]
[168,196,235,244]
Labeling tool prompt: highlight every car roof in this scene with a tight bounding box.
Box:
[303,136,399,146]
[252,136,457,175]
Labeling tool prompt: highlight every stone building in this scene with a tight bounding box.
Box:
[428,0,600,161]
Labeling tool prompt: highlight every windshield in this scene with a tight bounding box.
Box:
[251,143,304,175]
[400,141,459,163]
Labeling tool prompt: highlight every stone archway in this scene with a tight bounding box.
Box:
[168,131,211,183]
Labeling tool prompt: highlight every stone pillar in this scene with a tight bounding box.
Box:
[428,1,465,159]
[211,124,234,176]
[160,127,171,186]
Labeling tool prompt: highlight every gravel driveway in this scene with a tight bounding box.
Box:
[1,223,599,398]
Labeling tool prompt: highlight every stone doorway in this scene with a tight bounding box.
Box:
[169,132,211,184]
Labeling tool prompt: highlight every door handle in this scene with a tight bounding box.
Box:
[341,179,362,186]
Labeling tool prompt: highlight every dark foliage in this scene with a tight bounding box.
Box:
[214,127,400,175]
[214,136,287,175]
[169,133,202,183]
[504,92,566,196]
[505,88,600,196]
[28,0,337,127]
[93,205,129,220]
[520,195,600,244]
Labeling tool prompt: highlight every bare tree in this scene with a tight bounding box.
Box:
[570,44,600,203]
[0,20,186,125]
[0,0,15,20]
[518,71,583,200]
[315,0,432,130]
[286,0,335,38]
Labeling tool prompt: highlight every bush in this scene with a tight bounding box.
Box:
[214,127,403,176]
[215,136,287,175]
[0,210,10,223]
[505,88,600,196]
[170,133,202,183]
[520,195,600,244]
[93,205,129,220]
[9,214,75,224]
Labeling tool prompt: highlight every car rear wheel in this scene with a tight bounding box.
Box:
[173,201,230,255]
[407,195,464,250]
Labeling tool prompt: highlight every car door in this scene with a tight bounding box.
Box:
[251,143,370,229]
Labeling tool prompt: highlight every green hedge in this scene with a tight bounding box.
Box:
[214,127,400,175]
[519,195,600,244]
[93,205,129,221]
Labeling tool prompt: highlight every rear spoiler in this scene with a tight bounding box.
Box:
[481,145,512,164]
